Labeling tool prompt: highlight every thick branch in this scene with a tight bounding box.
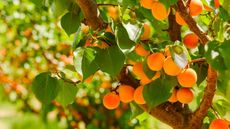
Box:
[177,0,209,45]
[168,8,182,42]
[76,0,105,30]
[188,66,217,129]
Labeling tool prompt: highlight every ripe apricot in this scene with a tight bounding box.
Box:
[168,89,178,103]
[183,33,199,49]
[147,53,165,71]
[135,44,150,56]
[209,119,230,129]
[175,11,187,26]
[163,56,182,76]
[164,46,171,57]
[214,0,220,9]
[118,85,135,103]
[133,62,152,85]
[84,75,94,83]
[189,0,203,16]
[140,0,154,9]
[140,23,151,40]
[103,92,120,110]
[177,88,194,104]
[134,86,146,104]
[204,4,213,12]
[177,68,197,88]
[151,2,170,21]
[151,71,161,81]
[140,75,152,85]
[108,6,119,20]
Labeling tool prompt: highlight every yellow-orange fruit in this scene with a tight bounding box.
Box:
[140,23,151,40]
[152,71,161,81]
[177,88,194,104]
[175,11,187,26]
[164,46,171,57]
[134,86,146,104]
[189,0,203,16]
[103,92,120,110]
[133,62,152,85]
[163,56,182,76]
[183,33,199,49]
[135,44,150,56]
[147,53,165,71]
[140,0,155,9]
[177,68,197,87]
[168,89,178,103]
[118,85,135,103]
[151,2,170,21]
[84,75,94,83]
[214,0,220,9]
[140,75,152,85]
[209,119,230,129]
[204,4,213,12]
[108,6,119,20]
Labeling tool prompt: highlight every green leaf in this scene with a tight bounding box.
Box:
[73,47,85,76]
[171,45,189,69]
[61,11,82,36]
[123,22,143,42]
[95,46,125,77]
[115,23,135,50]
[159,0,178,9]
[130,102,144,119]
[219,40,230,69]
[32,72,60,104]
[82,48,99,80]
[51,0,70,17]
[72,27,83,49]
[56,80,78,106]
[191,63,208,86]
[143,76,177,108]
[143,59,156,79]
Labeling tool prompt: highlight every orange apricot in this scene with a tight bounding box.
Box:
[176,88,194,104]
[140,0,155,9]
[133,62,152,85]
[204,4,213,12]
[209,119,230,129]
[135,44,150,56]
[140,75,152,85]
[214,0,220,9]
[134,86,146,104]
[189,0,203,16]
[183,33,199,49]
[108,6,119,20]
[103,92,120,110]
[84,75,94,83]
[175,11,187,26]
[147,53,165,71]
[140,23,151,40]
[177,68,197,88]
[168,89,178,103]
[164,46,171,57]
[118,85,135,103]
[151,2,170,21]
[163,56,182,76]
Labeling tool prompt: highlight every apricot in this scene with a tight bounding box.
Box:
[214,0,220,9]
[177,88,194,104]
[151,2,170,21]
[103,92,120,110]
[140,0,155,9]
[175,11,187,26]
[164,46,171,57]
[147,53,165,71]
[108,6,119,20]
[133,62,152,85]
[209,119,230,129]
[177,68,197,88]
[204,4,213,12]
[151,71,161,81]
[118,85,135,103]
[168,89,178,103]
[84,75,94,83]
[134,86,146,104]
[140,23,151,40]
[183,33,199,49]
[163,56,182,76]
[140,75,152,85]
[135,44,150,56]
[189,0,203,16]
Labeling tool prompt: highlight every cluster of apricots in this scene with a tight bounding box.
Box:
[140,0,220,22]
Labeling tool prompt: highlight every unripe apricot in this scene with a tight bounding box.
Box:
[140,0,155,9]
[135,44,150,56]
[140,23,151,40]
[168,89,178,103]
[209,119,230,129]
[189,0,203,16]
[118,85,135,103]
[103,92,120,110]
[177,68,197,87]
[163,56,182,76]
[183,33,199,49]
[134,86,146,104]
[151,2,170,21]
[147,53,165,71]
[177,88,194,104]
[175,11,187,26]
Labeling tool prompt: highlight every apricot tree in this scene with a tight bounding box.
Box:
[30,0,230,129]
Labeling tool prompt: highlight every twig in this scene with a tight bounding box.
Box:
[188,58,206,65]
[211,106,221,119]
[97,3,118,7]
[56,72,81,85]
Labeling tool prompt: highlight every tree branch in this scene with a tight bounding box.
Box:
[76,0,106,30]
[177,0,209,45]
[168,8,182,42]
